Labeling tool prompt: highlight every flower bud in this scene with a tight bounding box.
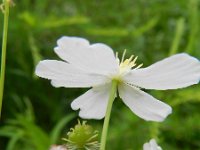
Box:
[63,120,99,150]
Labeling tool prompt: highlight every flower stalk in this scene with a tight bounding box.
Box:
[100,80,118,150]
[0,0,11,118]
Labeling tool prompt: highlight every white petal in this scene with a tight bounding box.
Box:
[124,53,200,90]
[143,143,151,150]
[35,60,109,88]
[143,139,162,150]
[150,139,159,149]
[50,145,67,150]
[71,84,112,119]
[54,36,119,76]
[118,83,172,122]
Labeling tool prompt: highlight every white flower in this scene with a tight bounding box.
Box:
[143,139,162,150]
[36,36,200,122]
[49,145,67,150]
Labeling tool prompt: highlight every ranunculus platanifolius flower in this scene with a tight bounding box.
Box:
[36,36,200,122]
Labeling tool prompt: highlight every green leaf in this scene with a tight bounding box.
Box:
[50,114,75,144]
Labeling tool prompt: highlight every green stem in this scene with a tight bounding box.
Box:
[100,80,117,150]
[0,0,10,118]
[150,122,160,141]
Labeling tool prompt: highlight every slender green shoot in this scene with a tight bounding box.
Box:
[0,0,11,118]
[169,18,185,56]
[185,0,199,53]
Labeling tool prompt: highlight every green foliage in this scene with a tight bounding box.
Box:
[0,0,200,149]
[0,99,75,150]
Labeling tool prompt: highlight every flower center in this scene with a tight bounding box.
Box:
[117,50,143,75]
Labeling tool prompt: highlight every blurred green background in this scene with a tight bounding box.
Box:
[0,0,200,149]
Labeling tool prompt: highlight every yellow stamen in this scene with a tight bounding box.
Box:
[115,52,118,59]
[135,63,143,69]
[121,49,126,62]
[118,50,143,75]
[132,56,138,64]
[129,61,136,68]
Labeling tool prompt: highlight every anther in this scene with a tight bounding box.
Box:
[121,49,127,62]
[132,56,138,64]
[135,63,143,69]
[115,52,118,59]
[128,55,134,62]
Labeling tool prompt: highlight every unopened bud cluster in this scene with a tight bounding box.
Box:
[63,120,100,150]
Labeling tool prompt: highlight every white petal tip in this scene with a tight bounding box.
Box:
[79,111,104,120]
[148,105,172,122]
[54,46,59,53]
[35,60,50,78]
[71,102,79,110]
[160,105,172,121]
[50,80,61,88]
[57,36,89,46]
[143,139,162,150]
